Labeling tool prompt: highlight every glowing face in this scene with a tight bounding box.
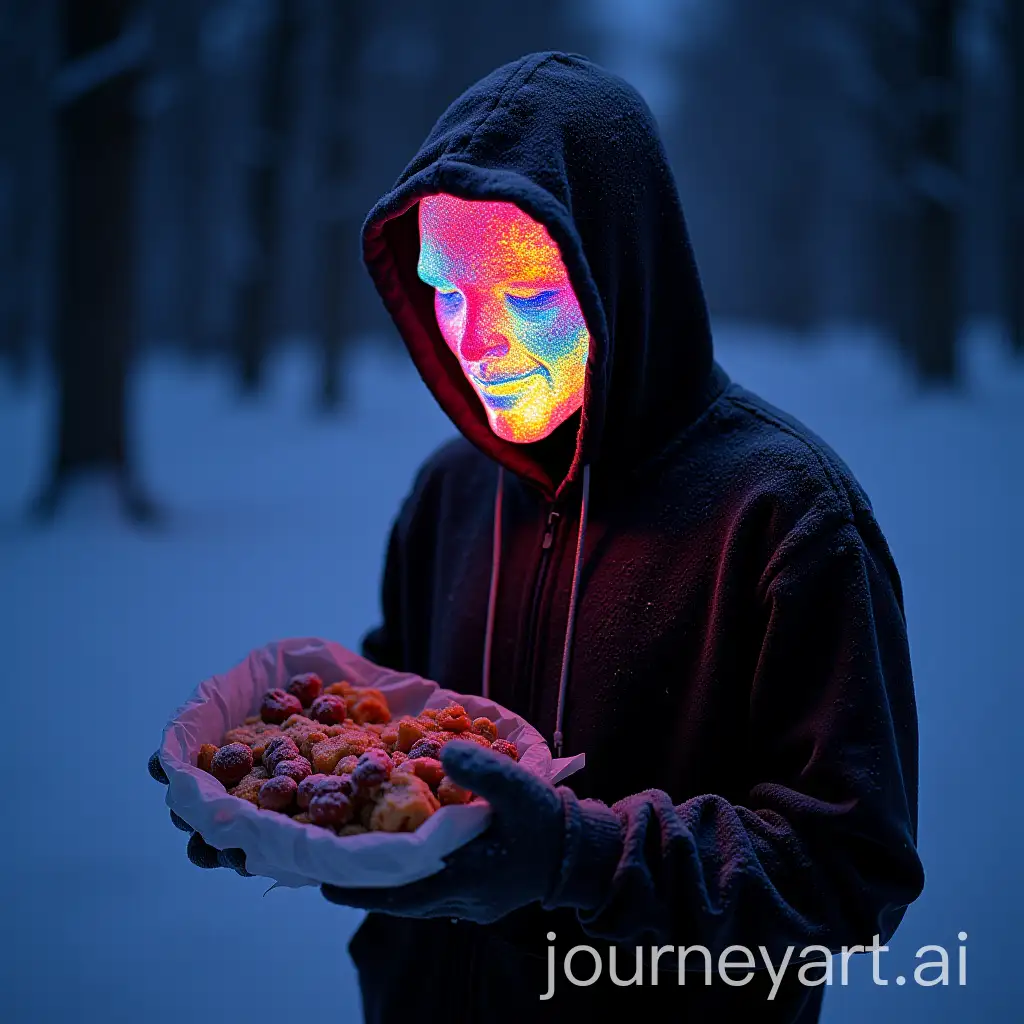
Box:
[417,194,589,443]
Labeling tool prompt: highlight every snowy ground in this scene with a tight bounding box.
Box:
[1,325,1021,1022]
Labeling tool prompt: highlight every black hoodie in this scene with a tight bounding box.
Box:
[347,51,924,1023]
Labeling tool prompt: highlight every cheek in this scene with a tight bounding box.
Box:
[520,306,588,364]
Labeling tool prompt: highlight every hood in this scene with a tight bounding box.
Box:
[361,50,720,502]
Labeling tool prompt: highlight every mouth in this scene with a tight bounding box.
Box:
[471,367,543,390]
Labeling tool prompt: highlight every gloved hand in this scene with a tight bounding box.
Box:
[147,750,251,876]
[320,740,622,924]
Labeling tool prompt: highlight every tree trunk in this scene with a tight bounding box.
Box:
[0,0,45,382]
[315,0,365,411]
[1008,0,1024,356]
[905,0,961,384]
[35,0,154,522]
[234,0,298,395]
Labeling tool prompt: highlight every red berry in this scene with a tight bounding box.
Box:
[490,738,519,761]
[407,738,442,761]
[262,735,301,775]
[210,743,253,786]
[309,694,347,725]
[297,773,329,809]
[274,758,312,784]
[287,672,323,708]
[258,775,297,811]
[309,790,353,826]
[261,688,303,724]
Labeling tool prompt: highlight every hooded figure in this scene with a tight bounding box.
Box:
[151,51,924,1022]
[331,50,924,1021]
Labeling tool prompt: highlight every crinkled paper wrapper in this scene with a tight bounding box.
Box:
[158,637,585,890]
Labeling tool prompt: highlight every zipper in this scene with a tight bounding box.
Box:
[517,505,561,723]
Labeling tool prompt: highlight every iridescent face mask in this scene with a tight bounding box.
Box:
[417,194,589,444]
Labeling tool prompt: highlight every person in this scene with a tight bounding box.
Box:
[149,51,925,1022]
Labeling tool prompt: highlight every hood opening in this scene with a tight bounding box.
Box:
[361,51,724,502]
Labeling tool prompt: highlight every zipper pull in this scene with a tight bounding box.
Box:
[541,510,560,549]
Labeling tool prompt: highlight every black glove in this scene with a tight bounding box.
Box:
[148,750,251,876]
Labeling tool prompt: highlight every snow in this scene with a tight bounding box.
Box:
[0,325,1021,1021]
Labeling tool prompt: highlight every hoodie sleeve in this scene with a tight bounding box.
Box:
[544,517,925,961]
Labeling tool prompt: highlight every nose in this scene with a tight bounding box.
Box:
[458,300,510,363]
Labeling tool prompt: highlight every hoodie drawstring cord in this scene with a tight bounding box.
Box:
[481,462,591,761]
[553,462,590,759]
[481,466,504,701]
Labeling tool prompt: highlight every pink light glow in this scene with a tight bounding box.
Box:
[417,194,589,444]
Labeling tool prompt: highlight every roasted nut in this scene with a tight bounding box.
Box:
[396,720,426,753]
[395,756,445,790]
[437,776,473,805]
[309,694,348,726]
[229,771,266,804]
[210,743,254,786]
[309,790,353,827]
[287,672,323,708]
[490,738,519,761]
[324,680,356,698]
[281,715,326,751]
[274,757,313,784]
[197,744,218,773]
[332,754,360,777]
[471,718,498,742]
[447,730,491,748]
[223,720,280,748]
[258,775,297,811]
[406,737,443,761]
[261,688,303,724]
[299,731,328,761]
[310,731,382,774]
[351,695,390,725]
[262,735,302,775]
[436,704,472,732]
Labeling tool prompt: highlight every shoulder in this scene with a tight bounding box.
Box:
[719,384,874,522]
[658,382,896,581]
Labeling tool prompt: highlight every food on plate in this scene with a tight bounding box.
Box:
[210,742,254,786]
[196,679,519,835]
[197,744,218,773]
[286,672,323,707]
[258,775,298,811]
[437,776,473,806]
[490,738,520,761]
[309,694,348,725]
[261,688,303,724]
[368,773,440,832]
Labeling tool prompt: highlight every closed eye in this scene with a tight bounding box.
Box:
[505,290,560,317]
[435,289,463,311]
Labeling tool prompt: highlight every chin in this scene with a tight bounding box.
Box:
[489,411,560,444]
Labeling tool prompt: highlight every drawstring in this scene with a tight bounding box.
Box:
[481,462,591,760]
[553,462,590,758]
[482,466,504,700]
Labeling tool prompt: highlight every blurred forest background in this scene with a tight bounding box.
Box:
[0,0,1021,518]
